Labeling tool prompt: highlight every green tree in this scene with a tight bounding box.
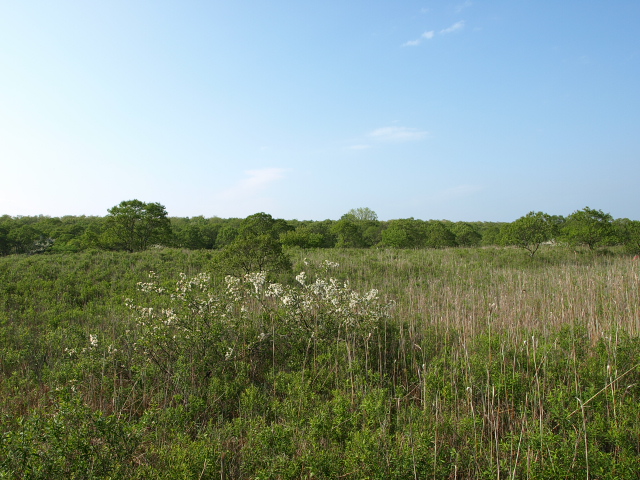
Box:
[8,223,49,254]
[380,226,409,248]
[380,218,423,248]
[215,212,292,276]
[344,207,378,222]
[423,221,457,248]
[0,218,12,255]
[478,223,504,246]
[562,207,616,250]
[103,200,171,252]
[238,212,292,239]
[170,216,220,249]
[215,220,241,248]
[331,219,368,248]
[501,211,555,257]
[451,222,482,247]
[617,219,640,254]
[334,208,381,247]
[299,220,337,248]
[279,226,325,248]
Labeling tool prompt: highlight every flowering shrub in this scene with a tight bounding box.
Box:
[266,261,390,342]
[126,261,394,403]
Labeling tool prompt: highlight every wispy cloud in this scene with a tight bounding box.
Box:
[348,126,428,150]
[368,126,429,142]
[402,30,435,47]
[216,168,287,214]
[225,168,286,195]
[403,20,465,47]
[455,1,472,13]
[436,184,483,201]
[440,20,465,34]
[402,39,421,47]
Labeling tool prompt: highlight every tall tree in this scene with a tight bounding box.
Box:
[381,218,423,248]
[103,200,171,252]
[343,207,378,222]
[451,222,482,247]
[331,219,368,248]
[501,211,555,257]
[615,219,640,255]
[215,212,292,276]
[562,207,616,250]
[423,221,457,248]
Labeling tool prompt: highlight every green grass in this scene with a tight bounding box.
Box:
[1,246,639,478]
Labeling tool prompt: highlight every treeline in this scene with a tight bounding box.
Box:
[1,202,639,256]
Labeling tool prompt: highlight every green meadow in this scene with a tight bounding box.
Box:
[1,246,639,478]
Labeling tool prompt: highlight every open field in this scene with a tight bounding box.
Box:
[1,246,640,478]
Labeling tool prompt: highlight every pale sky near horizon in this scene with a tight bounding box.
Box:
[1,1,639,221]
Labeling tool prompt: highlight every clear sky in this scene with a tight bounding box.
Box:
[1,1,639,221]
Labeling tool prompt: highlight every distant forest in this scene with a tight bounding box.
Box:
[1,201,639,256]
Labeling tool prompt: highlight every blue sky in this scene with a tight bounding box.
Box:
[1,1,639,221]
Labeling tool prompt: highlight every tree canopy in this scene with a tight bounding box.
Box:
[562,207,616,250]
[343,207,378,222]
[103,200,171,252]
[501,211,555,257]
[214,212,292,277]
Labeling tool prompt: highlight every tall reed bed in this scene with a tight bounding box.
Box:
[295,247,640,340]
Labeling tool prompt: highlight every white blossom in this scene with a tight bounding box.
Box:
[225,347,234,361]
[244,272,267,293]
[265,283,284,297]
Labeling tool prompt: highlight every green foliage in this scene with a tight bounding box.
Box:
[479,223,504,246]
[563,206,617,250]
[501,211,555,256]
[616,219,640,254]
[279,226,325,248]
[0,389,139,479]
[423,221,457,248]
[238,212,292,239]
[3,246,640,477]
[0,216,54,255]
[214,220,241,248]
[103,200,172,252]
[331,218,368,248]
[169,216,221,249]
[130,261,392,400]
[451,222,482,247]
[343,207,378,222]
[214,213,292,276]
[381,218,423,248]
[333,209,382,248]
[381,223,410,248]
[0,206,634,257]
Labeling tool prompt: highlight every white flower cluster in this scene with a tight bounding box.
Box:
[172,272,211,300]
[128,265,392,367]
[259,263,390,332]
[323,260,340,269]
[245,272,267,293]
[265,282,284,297]
[64,347,77,357]
[136,281,165,294]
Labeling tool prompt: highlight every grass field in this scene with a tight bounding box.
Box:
[1,246,639,478]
